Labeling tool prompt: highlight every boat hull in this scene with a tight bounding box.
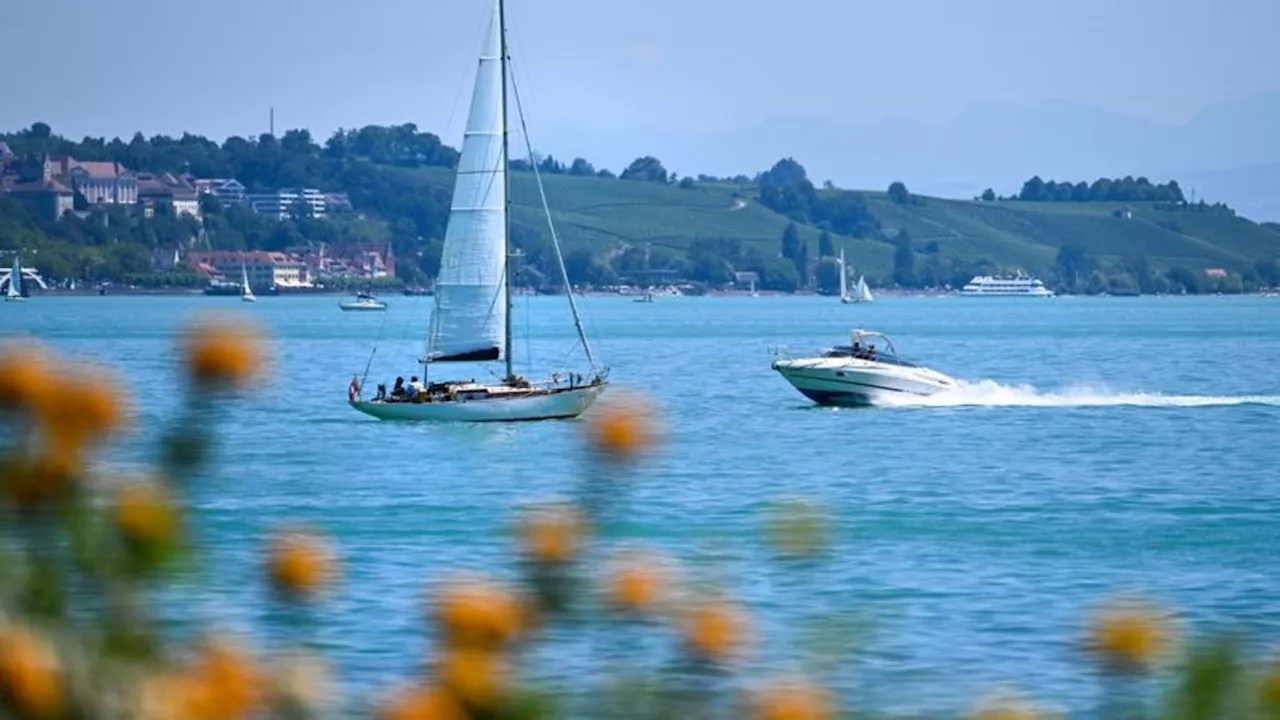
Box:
[349,384,604,422]
[772,357,956,407]
[340,303,387,312]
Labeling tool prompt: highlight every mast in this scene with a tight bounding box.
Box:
[499,0,514,382]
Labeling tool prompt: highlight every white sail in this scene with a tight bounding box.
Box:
[241,263,252,294]
[429,3,508,362]
[7,256,22,298]
[856,275,873,303]
[838,248,849,300]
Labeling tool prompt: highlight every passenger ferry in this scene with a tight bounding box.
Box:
[958,274,1054,297]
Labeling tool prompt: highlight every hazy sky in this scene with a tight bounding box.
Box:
[4,0,1278,151]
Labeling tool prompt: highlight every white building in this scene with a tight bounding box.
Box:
[245,188,327,220]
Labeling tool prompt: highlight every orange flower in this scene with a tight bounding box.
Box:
[0,344,52,414]
[113,480,181,550]
[586,394,655,461]
[1085,597,1172,673]
[752,678,833,720]
[682,598,747,662]
[517,503,584,564]
[182,318,264,390]
[0,625,62,720]
[605,549,665,615]
[379,685,465,720]
[968,690,1052,720]
[189,637,264,718]
[139,672,214,720]
[438,650,507,709]
[433,577,523,651]
[32,365,125,447]
[267,529,336,601]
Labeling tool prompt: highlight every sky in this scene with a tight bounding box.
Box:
[4,0,1279,177]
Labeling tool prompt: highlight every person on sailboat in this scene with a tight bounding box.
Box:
[390,376,406,400]
[407,376,425,400]
[348,376,361,402]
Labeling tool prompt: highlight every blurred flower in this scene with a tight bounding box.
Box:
[267,528,337,601]
[138,672,211,720]
[604,548,667,616]
[0,343,52,415]
[1085,596,1172,673]
[0,624,62,720]
[379,685,465,720]
[751,677,833,720]
[434,577,523,652]
[585,393,656,462]
[113,479,181,552]
[681,597,748,663]
[182,318,264,391]
[32,365,125,448]
[270,650,336,714]
[189,637,264,719]
[437,649,507,710]
[766,498,831,559]
[516,503,585,565]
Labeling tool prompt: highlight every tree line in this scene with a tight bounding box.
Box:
[1012,175,1187,203]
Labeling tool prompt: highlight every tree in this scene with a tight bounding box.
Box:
[814,257,843,295]
[980,188,996,202]
[757,257,800,292]
[1054,245,1092,291]
[678,176,696,190]
[780,222,801,261]
[887,181,911,205]
[1254,257,1279,288]
[1019,176,1047,201]
[568,158,595,176]
[892,230,915,286]
[817,231,834,258]
[620,156,668,183]
[1165,266,1201,294]
[757,158,810,189]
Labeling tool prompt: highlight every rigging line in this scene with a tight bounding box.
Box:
[359,304,394,397]
[507,67,599,373]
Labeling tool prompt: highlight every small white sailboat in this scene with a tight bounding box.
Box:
[240,262,256,303]
[6,255,26,303]
[839,248,852,304]
[347,0,606,422]
[339,291,388,311]
[634,287,654,303]
[854,274,873,303]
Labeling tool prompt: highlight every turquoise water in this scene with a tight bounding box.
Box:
[5,294,1280,714]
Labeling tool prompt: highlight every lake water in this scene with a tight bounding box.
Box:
[4,294,1280,714]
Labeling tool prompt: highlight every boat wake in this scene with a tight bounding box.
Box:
[877,379,1280,409]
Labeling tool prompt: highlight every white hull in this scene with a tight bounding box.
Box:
[350,384,604,422]
[241,295,256,303]
[957,291,1054,297]
[5,296,25,303]
[772,357,956,407]
[340,301,387,311]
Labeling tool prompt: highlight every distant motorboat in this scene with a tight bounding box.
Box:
[634,287,654,303]
[340,291,387,311]
[771,328,957,406]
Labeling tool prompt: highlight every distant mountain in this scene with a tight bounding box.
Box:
[540,92,1280,221]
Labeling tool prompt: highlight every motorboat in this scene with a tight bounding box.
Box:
[771,329,957,406]
[339,291,387,311]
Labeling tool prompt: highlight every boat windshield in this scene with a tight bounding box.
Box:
[822,346,918,368]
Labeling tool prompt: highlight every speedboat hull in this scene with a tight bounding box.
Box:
[771,357,956,407]
[340,301,387,312]
[350,383,604,422]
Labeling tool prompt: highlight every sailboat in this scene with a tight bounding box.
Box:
[854,274,874,303]
[749,278,759,297]
[240,261,256,303]
[348,0,606,422]
[634,244,655,303]
[6,255,26,303]
[839,248,852,304]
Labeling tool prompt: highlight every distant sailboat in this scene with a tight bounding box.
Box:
[347,0,606,422]
[854,275,873,303]
[6,255,26,303]
[749,277,759,297]
[839,248,852,304]
[240,261,256,303]
[635,244,655,303]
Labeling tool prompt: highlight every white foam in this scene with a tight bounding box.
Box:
[877,379,1280,409]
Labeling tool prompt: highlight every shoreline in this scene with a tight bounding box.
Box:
[24,287,1279,299]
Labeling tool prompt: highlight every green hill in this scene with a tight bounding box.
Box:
[405,167,1280,283]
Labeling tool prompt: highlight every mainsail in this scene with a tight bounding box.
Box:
[428,4,508,363]
[7,256,22,298]
[839,248,849,300]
